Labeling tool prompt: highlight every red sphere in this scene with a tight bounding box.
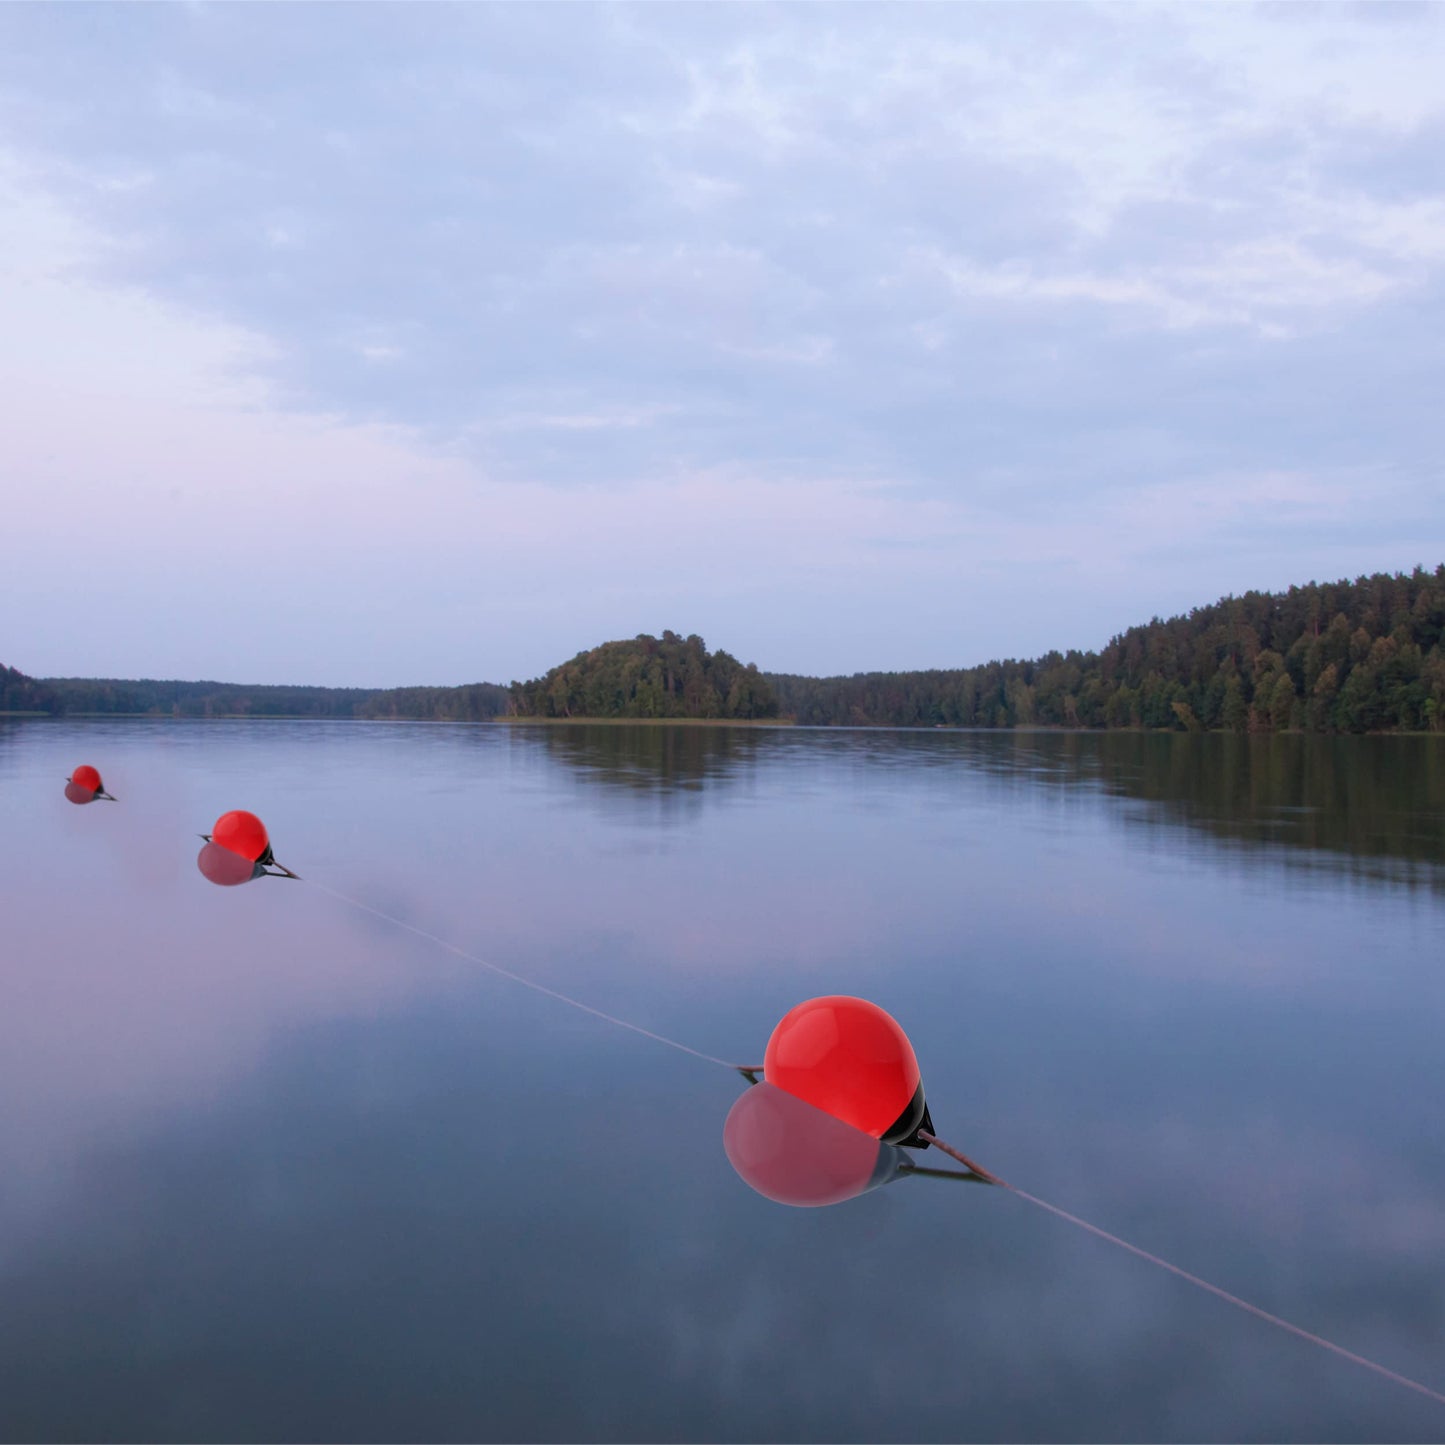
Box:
[764,995,921,1140]
[64,781,96,805]
[212,810,270,862]
[71,765,102,792]
[724,1082,902,1208]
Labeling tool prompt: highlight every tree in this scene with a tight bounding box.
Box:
[511,634,779,720]
[1221,677,1248,733]
[1270,674,1298,731]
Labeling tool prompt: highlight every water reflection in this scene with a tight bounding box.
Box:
[519,723,767,818]
[724,1081,912,1207]
[1068,733,1445,885]
[4,718,1445,1442]
[525,725,1445,886]
[196,840,266,886]
[724,1081,987,1208]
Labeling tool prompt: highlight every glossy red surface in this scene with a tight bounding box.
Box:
[763,995,920,1140]
[212,810,270,862]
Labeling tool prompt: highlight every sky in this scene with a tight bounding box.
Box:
[2,2,1443,688]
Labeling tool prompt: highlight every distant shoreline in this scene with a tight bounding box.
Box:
[0,711,450,722]
[498,715,795,727]
[8,711,1443,736]
[0,711,796,726]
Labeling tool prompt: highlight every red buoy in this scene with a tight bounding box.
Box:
[211,810,271,863]
[724,1081,907,1207]
[197,841,263,887]
[66,765,115,801]
[203,810,299,878]
[764,995,932,1146]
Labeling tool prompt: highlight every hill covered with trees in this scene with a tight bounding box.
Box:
[510,631,779,720]
[769,566,1445,732]
[0,664,61,714]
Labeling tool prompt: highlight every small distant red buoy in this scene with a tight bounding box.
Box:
[197,841,264,887]
[66,765,115,802]
[724,1081,908,1207]
[764,995,932,1147]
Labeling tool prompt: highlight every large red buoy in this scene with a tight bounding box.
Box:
[66,765,115,802]
[724,1081,908,1207]
[764,995,933,1146]
[211,810,271,863]
[203,811,298,878]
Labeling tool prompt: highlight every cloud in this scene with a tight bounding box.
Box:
[1,4,1443,681]
[918,237,1415,335]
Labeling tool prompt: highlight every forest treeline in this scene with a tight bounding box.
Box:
[509,631,779,720]
[360,683,511,721]
[0,672,511,721]
[6,568,1444,731]
[0,675,380,718]
[768,566,1445,732]
[0,664,60,714]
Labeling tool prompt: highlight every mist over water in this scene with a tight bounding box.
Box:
[1,719,1442,1442]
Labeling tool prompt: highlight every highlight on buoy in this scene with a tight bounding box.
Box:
[200,809,300,880]
[763,994,934,1148]
[724,1080,912,1207]
[65,764,116,803]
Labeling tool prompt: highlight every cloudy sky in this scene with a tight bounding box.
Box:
[2,2,1443,687]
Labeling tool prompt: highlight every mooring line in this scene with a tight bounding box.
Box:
[308,878,745,1071]
[311,878,1444,1412]
[922,1132,1445,1409]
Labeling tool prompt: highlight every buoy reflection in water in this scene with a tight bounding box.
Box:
[723,1081,911,1208]
[197,841,266,887]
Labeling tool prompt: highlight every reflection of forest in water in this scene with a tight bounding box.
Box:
[1055,732,1445,886]
[523,723,1445,886]
[954,731,1445,888]
[521,723,767,815]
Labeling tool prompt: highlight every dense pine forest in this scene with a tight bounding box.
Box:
[5,568,1444,731]
[0,674,510,721]
[360,683,511,721]
[5,676,382,718]
[0,664,59,714]
[768,566,1445,733]
[509,632,779,720]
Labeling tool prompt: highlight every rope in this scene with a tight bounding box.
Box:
[922,1131,1445,1409]
[308,878,745,1072]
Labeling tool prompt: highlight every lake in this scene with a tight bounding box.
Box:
[1,720,1442,1442]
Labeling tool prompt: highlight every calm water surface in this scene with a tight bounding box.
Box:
[1,721,1443,1442]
